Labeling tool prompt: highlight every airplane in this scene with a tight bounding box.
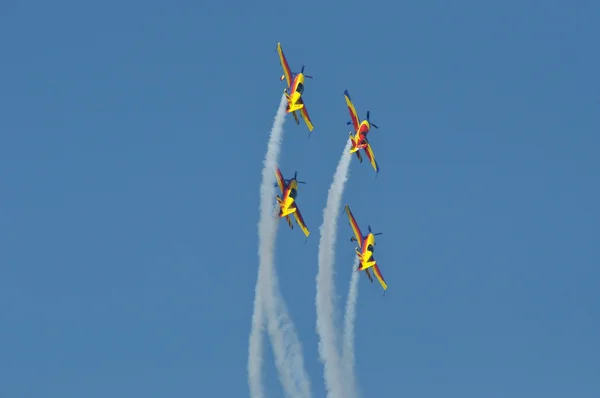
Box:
[276,42,314,134]
[344,90,380,174]
[274,167,310,238]
[344,204,387,292]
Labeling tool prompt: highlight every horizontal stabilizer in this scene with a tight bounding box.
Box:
[288,103,304,112]
[280,196,297,217]
[358,260,376,271]
[281,207,297,217]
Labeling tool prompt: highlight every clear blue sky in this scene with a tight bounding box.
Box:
[1,1,598,397]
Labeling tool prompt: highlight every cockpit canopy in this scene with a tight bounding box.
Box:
[289,187,298,199]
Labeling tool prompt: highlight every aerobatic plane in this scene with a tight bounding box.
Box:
[344,204,387,292]
[344,90,380,173]
[276,42,314,133]
[275,167,310,238]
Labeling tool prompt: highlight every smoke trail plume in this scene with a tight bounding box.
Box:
[315,139,353,398]
[265,273,312,398]
[248,94,311,398]
[341,257,361,398]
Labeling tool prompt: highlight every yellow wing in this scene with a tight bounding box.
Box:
[363,141,380,173]
[344,90,360,132]
[292,204,310,237]
[344,204,363,248]
[275,167,286,194]
[298,99,314,132]
[277,43,293,88]
[372,264,388,291]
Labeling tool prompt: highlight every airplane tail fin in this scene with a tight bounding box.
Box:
[357,251,376,271]
[281,207,297,217]
[288,91,304,112]
[349,136,363,162]
[284,91,304,113]
[348,133,357,153]
[349,134,359,153]
[349,134,366,161]
[288,102,304,112]
[279,197,297,217]
[284,91,292,113]
[358,261,376,271]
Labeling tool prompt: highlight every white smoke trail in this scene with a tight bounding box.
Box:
[248,94,311,398]
[264,270,312,398]
[341,256,361,398]
[248,95,286,398]
[315,139,353,398]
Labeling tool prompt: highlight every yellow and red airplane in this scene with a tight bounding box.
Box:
[276,42,314,133]
[344,90,380,174]
[275,167,310,238]
[344,204,387,292]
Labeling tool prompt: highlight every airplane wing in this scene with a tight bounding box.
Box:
[277,43,293,89]
[365,268,374,283]
[292,204,310,237]
[275,167,286,194]
[372,263,388,291]
[363,140,380,173]
[343,90,360,132]
[292,110,300,125]
[297,99,314,132]
[344,204,363,248]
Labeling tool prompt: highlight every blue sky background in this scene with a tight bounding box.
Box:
[1,1,599,397]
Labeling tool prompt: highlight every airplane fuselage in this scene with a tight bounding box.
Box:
[285,73,305,113]
[355,233,376,270]
[279,179,299,217]
[349,120,371,153]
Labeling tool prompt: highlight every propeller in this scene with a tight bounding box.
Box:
[366,111,379,129]
[300,65,313,79]
[293,171,307,184]
[368,225,383,236]
[274,171,307,187]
